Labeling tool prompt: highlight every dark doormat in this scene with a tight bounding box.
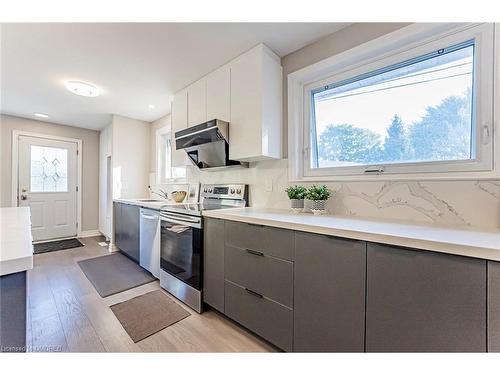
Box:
[33,238,84,254]
[111,290,190,342]
[77,252,156,297]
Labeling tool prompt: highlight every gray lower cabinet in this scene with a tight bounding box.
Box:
[114,202,122,247]
[223,220,295,351]
[203,217,225,312]
[225,244,293,307]
[225,280,293,352]
[366,243,486,352]
[203,218,491,353]
[225,221,294,261]
[488,261,500,352]
[114,202,140,262]
[0,271,27,352]
[294,232,366,352]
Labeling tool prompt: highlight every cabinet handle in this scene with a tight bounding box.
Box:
[246,249,264,257]
[245,288,263,299]
[248,223,264,228]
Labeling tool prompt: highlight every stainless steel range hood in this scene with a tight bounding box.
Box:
[174,119,248,170]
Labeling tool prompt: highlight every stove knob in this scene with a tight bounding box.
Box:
[230,188,235,194]
[208,188,212,193]
[236,188,241,194]
[203,188,207,193]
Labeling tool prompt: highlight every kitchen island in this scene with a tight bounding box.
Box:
[0,207,33,352]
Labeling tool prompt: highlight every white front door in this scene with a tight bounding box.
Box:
[18,135,78,241]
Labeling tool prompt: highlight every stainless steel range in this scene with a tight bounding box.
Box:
[159,184,248,313]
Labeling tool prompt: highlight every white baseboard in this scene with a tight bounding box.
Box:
[109,243,119,253]
[78,229,102,238]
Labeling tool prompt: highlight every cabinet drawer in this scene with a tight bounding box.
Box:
[225,221,294,260]
[225,245,293,307]
[225,280,293,351]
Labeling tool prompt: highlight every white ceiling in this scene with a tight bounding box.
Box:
[0,23,349,130]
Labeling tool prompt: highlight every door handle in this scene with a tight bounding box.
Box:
[20,194,28,201]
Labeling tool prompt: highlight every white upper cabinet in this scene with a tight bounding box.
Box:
[206,65,231,122]
[187,78,207,127]
[229,44,282,161]
[171,88,189,167]
[171,43,282,163]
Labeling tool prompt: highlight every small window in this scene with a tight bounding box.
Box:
[30,145,68,192]
[310,41,475,170]
[156,128,186,183]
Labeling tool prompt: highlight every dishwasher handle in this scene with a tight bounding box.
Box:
[141,213,158,220]
[140,208,159,221]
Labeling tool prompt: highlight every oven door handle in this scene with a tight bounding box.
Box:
[161,212,200,223]
[160,213,202,228]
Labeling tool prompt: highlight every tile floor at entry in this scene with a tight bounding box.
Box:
[27,236,275,352]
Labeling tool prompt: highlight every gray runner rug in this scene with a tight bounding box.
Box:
[77,252,155,297]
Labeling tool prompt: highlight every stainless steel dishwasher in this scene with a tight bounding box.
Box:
[139,208,160,278]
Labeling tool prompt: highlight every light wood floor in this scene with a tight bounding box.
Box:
[27,236,275,352]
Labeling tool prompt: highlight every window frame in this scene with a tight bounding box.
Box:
[155,126,186,183]
[288,23,496,181]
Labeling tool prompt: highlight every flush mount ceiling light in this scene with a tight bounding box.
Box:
[148,104,156,109]
[34,113,49,119]
[65,81,100,97]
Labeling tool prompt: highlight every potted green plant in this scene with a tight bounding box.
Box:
[305,185,331,215]
[285,185,306,213]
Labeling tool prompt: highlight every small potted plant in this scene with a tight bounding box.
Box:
[305,185,331,215]
[285,185,306,213]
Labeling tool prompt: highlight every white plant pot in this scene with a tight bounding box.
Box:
[310,200,327,215]
[290,199,304,213]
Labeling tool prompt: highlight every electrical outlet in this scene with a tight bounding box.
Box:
[265,178,273,192]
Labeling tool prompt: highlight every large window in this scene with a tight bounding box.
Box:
[311,40,475,169]
[291,23,495,180]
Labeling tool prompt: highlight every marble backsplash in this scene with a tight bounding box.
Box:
[183,159,500,228]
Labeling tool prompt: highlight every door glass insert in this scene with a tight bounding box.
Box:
[30,145,68,192]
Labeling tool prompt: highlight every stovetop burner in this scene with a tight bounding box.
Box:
[160,184,248,217]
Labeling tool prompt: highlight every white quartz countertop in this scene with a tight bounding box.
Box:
[203,207,500,261]
[0,207,34,276]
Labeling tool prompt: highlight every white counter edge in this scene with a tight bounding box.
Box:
[202,209,500,262]
[0,254,34,277]
[1,207,34,277]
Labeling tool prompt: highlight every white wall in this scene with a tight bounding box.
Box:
[111,114,151,199]
[99,124,112,237]
[150,114,171,176]
[0,114,100,231]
